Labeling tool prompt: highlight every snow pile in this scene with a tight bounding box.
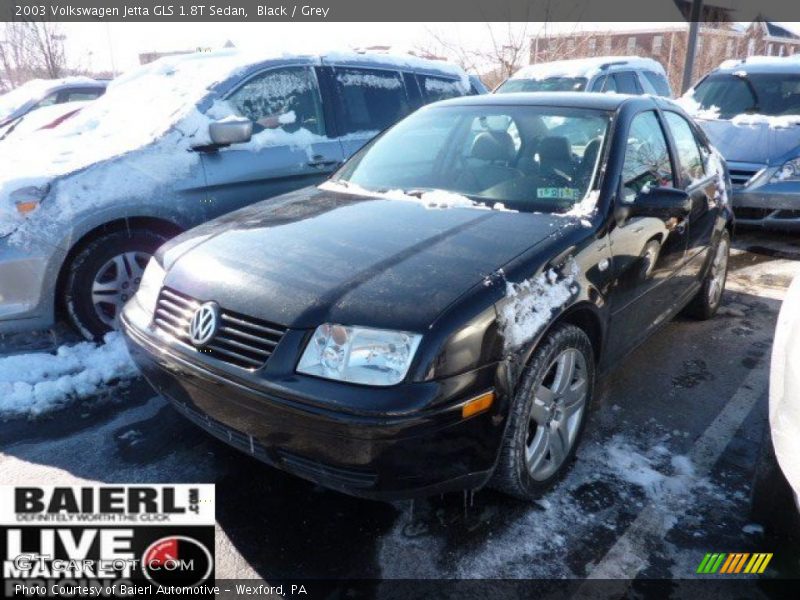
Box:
[0,332,138,419]
[498,260,579,350]
[707,148,729,207]
[673,93,720,120]
[560,189,600,226]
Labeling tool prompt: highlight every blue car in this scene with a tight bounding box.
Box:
[0,51,481,339]
[683,56,800,230]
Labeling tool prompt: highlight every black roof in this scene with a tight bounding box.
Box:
[765,22,800,40]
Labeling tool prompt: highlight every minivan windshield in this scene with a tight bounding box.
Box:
[691,72,800,118]
[333,105,610,214]
[496,77,588,93]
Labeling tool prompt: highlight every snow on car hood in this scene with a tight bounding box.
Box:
[0,51,275,241]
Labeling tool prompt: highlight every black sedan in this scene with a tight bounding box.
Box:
[121,93,734,501]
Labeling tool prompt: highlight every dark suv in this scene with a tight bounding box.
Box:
[122,92,733,501]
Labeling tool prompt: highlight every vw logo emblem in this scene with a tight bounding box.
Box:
[189,302,219,347]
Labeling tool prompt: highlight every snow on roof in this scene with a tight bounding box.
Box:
[510,56,666,81]
[718,55,800,70]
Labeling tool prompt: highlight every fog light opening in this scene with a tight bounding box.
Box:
[462,391,495,419]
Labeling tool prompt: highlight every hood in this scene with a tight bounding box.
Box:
[163,188,571,331]
[697,117,800,165]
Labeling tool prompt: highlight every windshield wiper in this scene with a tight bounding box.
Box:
[735,72,761,113]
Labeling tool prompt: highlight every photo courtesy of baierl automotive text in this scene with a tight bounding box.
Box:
[0,0,799,598]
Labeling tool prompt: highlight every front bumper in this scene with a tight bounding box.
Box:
[731,168,800,230]
[121,310,508,500]
[0,235,57,333]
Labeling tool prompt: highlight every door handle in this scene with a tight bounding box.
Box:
[308,156,340,168]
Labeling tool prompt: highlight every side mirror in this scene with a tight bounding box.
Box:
[209,117,252,146]
[623,187,692,220]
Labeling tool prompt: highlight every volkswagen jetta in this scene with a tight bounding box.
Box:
[122,93,733,501]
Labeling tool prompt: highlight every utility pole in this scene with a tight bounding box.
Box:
[681,0,703,93]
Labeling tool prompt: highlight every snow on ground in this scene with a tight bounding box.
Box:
[0,332,137,419]
[497,260,579,349]
[378,430,734,579]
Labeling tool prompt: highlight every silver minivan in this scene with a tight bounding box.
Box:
[0,51,481,339]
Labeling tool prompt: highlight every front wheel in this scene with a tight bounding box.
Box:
[491,323,595,501]
[684,230,730,320]
[64,229,169,340]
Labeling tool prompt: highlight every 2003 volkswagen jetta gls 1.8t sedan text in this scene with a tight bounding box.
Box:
[121,92,734,501]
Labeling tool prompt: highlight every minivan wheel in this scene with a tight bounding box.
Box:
[65,229,168,340]
[491,323,595,501]
[684,230,730,320]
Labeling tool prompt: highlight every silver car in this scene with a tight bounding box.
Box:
[0,51,479,339]
[684,57,800,230]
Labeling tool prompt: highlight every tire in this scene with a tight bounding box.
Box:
[491,323,595,501]
[65,229,169,340]
[684,230,730,320]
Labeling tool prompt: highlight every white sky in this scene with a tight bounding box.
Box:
[62,22,686,74]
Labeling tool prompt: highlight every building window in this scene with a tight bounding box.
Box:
[697,37,704,53]
[709,38,718,55]
[653,35,663,54]
[567,38,575,51]
[726,39,734,56]
[588,38,596,53]
[747,38,755,56]
[604,38,612,53]
[627,36,636,52]
[779,45,785,56]
[767,43,773,56]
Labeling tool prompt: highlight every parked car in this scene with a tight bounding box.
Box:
[121,92,733,501]
[0,50,478,339]
[0,77,106,130]
[770,274,800,511]
[495,56,672,97]
[681,56,800,230]
[0,100,89,143]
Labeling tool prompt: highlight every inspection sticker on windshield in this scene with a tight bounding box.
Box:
[1,485,217,597]
[537,187,581,200]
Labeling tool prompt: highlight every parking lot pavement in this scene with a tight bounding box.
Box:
[1,230,799,586]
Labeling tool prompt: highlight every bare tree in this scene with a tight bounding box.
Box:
[0,21,67,88]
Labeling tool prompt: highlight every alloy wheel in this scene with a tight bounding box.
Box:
[525,348,589,481]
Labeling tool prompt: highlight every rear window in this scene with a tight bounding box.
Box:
[333,67,410,134]
[496,77,587,93]
[691,72,800,117]
[419,76,464,103]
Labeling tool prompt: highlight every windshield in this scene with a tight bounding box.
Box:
[692,72,800,118]
[334,104,610,213]
[497,77,588,93]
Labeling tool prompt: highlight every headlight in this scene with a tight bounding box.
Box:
[10,183,50,215]
[297,324,422,386]
[134,259,166,315]
[771,158,800,183]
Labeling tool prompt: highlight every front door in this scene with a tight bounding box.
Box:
[199,65,343,220]
[606,110,689,360]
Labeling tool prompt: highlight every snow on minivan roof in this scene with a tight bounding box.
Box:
[510,56,666,81]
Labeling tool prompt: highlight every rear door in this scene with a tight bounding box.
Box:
[613,71,644,95]
[326,65,412,159]
[199,64,344,219]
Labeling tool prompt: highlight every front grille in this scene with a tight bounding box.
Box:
[729,168,759,187]
[154,287,287,370]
